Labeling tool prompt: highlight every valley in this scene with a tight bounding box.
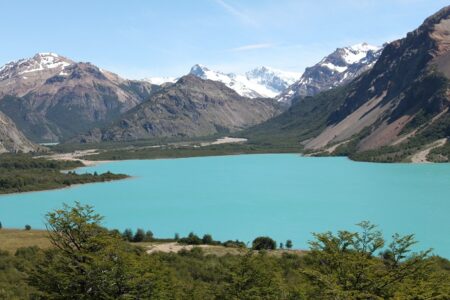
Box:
[1,3,450,299]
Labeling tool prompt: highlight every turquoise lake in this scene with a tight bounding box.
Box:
[1,154,449,257]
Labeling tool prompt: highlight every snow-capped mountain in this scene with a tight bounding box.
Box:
[0,52,159,142]
[278,43,383,104]
[189,64,300,98]
[0,52,72,79]
[0,53,74,97]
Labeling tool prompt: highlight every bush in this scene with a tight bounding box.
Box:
[252,236,276,250]
[223,240,246,248]
[24,225,31,231]
[178,232,202,245]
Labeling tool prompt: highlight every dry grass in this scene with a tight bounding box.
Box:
[0,230,307,257]
[139,241,306,257]
[0,229,52,253]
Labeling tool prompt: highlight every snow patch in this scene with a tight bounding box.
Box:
[321,63,348,73]
[144,77,177,85]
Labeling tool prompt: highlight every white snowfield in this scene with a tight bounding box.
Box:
[189,64,301,98]
[342,43,380,64]
[144,76,177,85]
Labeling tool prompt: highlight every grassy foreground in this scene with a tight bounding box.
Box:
[0,203,449,299]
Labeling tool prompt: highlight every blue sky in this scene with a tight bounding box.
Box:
[1,0,448,78]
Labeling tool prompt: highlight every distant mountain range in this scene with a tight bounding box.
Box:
[78,74,281,143]
[246,5,450,162]
[1,5,449,159]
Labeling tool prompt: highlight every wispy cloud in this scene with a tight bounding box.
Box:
[214,0,258,27]
[230,43,273,52]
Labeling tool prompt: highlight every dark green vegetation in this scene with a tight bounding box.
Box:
[0,155,128,194]
[0,203,449,299]
[176,232,246,248]
[429,140,450,162]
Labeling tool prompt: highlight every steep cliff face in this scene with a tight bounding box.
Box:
[306,6,450,151]
[78,75,281,142]
[246,6,450,161]
[0,111,39,154]
[0,53,159,142]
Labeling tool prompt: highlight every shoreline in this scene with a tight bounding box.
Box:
[0,175,135,197]
[3,150,448,196]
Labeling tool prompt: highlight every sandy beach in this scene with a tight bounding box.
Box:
[36,149,112,167]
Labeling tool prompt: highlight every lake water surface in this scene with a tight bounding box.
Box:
[1,154,449,257]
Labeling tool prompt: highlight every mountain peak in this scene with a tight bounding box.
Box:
[0,52,73,81]
[277,42,384,104]
[189,64,211,76]
[188,64,301,98]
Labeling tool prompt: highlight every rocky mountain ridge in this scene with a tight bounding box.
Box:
[247,6,450,162]
[0,110,39,153]
[0,53,159,142]
[277,43,383,105]
[78,74,281,143]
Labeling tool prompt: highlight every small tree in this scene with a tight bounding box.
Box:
[28,202,182,299]
[0,221,2,229]
[133,228,145,242]
[286,240,293,249]
[122,228,133,241]
[174,233,180,241]
[252,236,276,250]
[279,242,284,249]
[25,224,31,230]
[303,221,432,299]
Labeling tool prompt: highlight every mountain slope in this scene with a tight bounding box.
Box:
[189,64,299,98]
[277,43,382,105]
[0,110,39,153]
[0,53,159,142]
[78,75,281,142]
[246,6,450,162]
